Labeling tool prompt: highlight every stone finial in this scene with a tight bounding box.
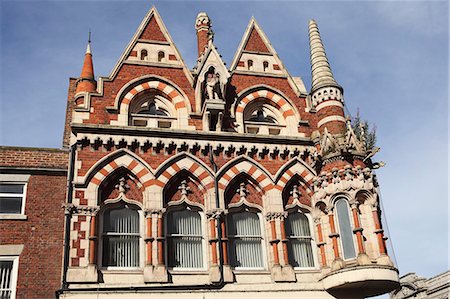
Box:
[308,19,340,93]
[115,177,129,196]
[236,182,247,200]
[290,184,301,200]
[178,179,191,197]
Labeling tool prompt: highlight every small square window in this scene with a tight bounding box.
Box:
[0,256,19,299]
[0,183,27,215]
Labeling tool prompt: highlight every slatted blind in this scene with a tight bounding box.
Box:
[102,207,140,267]
[286,213,315,268]
[0,260,13,299]
[167,210,203,268]
[229,212,263,268]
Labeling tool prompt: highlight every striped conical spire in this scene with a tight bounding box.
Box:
[308,19,340,93]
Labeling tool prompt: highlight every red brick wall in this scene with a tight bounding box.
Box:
[244,28,270,53]
[0,147,68,169]
[0,174,66,299]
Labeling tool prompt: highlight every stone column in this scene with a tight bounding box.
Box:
[350,201,370,265]
[88,214,97,265]
[371,203,393,266]
[144,211,154,266]
[328,208,344,271]
[207,209,221,283]
[144,209,168,282]
[268,212,295,282]
[314,216,327,268]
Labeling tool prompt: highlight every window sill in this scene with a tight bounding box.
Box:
[232,269,270,275]
[0,214,27,220]
[168,269,209,275]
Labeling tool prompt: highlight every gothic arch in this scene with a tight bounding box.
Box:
[113,75,191,113]
[110,75,192,128]
[82,149,154,189]
[233,85,300,134]
[217,156,273,193]
[274,158,316,195]
[154,152,214,192]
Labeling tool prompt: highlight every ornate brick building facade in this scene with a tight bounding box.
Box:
[0,6,399,299]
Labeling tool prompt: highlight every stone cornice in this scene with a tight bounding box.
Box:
[71,123,313,146]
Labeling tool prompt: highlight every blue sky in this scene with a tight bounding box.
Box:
[1,0,448,286]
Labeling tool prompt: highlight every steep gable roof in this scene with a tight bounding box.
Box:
[230,17,305,97]
[108,7,193,84]
[243,27,270,53]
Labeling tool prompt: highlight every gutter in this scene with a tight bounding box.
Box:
[57,143,77,298]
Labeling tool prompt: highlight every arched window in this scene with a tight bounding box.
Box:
[335,198,356,259]
[129,91,175,128]
[228,211,264,269]
[167,209,203,269]
[285,213,315,268]
[140,49,148,61]
[102,206,140,268]
[248,109,277,124]
[243,100,284,135]
[247,60,253,71]
[158,51,165,62]
[263,61,269,72]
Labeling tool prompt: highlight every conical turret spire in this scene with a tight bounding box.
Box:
[76,31,96,94]
[308,20,340,93]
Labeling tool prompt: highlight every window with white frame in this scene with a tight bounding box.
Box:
[335,198,356,260]
[101,206,140,268]
[228,211,264,269]
[0,256,19,299]
[285,213,315,268]
[0,183,26,215]
[167,209,203,269]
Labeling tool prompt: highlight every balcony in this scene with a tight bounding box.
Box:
[320,264,400,298]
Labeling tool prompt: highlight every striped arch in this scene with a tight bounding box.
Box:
[87,151,154,191]
[154,153,214,192]
[120,80,188,114]
[274,158,316,195]
[218,157,273,193]
[111,76,192,128]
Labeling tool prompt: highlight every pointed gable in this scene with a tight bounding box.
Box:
[230,18,306,97]
[243,27,270,53]
[230,18,285,74]
[108,7,193,84]
[138,15,167,42]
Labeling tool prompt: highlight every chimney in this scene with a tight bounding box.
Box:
[195,12,211,57]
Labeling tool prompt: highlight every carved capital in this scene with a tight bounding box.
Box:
[206,209,223,219]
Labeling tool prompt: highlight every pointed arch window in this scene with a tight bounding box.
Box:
[263,61,269,72]
[158,51,165,62]
[285,212,315,268]
[228,211,264,269]
[335,198,356,260]
[140,49,148,61]
[101,206,140,268]
[247,60,253,71]
[167,209,204,269]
